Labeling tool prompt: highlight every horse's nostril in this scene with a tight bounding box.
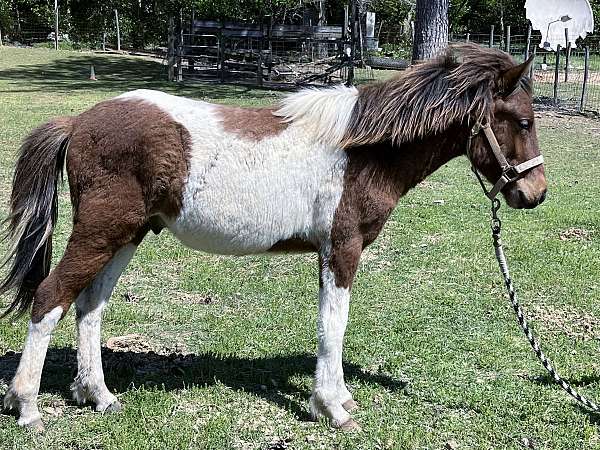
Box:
[538,189,547,205]
[518,190,528,205]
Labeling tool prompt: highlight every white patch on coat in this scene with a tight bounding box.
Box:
[72,244,136,411]
[309,251,352,427]
[4,306,63,426]
[117,89,349,255]
[274,85,359,147]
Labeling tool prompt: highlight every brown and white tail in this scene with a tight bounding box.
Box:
[0,118,73,318]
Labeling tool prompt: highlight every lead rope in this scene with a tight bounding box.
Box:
[489,198,600,412]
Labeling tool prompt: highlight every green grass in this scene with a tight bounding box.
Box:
[0,46,599,449]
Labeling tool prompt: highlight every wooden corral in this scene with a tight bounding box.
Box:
[167,19,355,87]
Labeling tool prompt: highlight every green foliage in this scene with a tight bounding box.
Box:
[0,0,598,48]
[450,0,600,33]
[0,0,11,33]
[193,0,301,22]
[379,40,412,60]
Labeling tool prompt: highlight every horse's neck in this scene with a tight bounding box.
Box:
[346,125,468,205]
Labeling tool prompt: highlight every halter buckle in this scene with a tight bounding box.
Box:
[503,166,519,182]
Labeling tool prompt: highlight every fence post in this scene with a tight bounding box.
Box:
[257,32,263,87]
[466,32,470,43]
[114,9,121,51]
[530,45,536,79]
[564,28,570,82]
[489,25,494,48]
[102,32,106,51]
[218,23,225,83]
[579,46,590,112]
[524,24,531,61]
[553,44,561,105]
[343,5,349,40]
[505,25,510,53]
[0,28,3,47]
[167,17,175,82]
[177,10,183,82]
[54,0,59,50]
[265,16,273,81]
[347,0,356,86]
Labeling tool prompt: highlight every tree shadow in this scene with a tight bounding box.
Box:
[0,53,282,101]
[0,347,408,421]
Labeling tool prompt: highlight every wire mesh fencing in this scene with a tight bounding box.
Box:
[2,9,169,54]
[450,29,600,115]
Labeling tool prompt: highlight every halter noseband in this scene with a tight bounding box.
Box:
[466,121,544,200]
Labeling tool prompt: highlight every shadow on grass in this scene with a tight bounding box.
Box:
[0,53,281,102]
[0,347,407,421]
[527,372,600,422]
[529,372,600,388]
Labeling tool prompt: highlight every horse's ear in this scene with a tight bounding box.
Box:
[497,54,534,95]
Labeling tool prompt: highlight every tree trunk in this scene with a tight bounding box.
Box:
[412,0,449,63]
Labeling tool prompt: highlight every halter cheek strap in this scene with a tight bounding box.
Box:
[467,122,544,200]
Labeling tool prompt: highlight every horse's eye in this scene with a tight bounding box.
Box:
[519,119,530,130]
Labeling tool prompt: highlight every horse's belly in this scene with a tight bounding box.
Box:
[166,133,348,255]
[168,192,317,255]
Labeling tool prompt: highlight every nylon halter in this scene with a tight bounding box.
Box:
[466,121,544,201]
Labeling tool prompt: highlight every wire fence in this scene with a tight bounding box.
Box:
[452,29,600,115]
[1,10,168,54]
[371,25,600,115]
[3,9,600,115]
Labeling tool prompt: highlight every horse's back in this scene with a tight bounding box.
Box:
[68,89,348,255]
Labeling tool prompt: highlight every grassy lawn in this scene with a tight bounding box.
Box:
[0,46,599,449]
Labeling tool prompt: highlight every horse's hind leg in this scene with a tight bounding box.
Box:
[4,187,146,429]
[3,306,62,430]
[71,243,138,412]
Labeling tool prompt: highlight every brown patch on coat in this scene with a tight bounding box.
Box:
[216,105,287,141]
[328,128,467,289]
[31,98,191,322]
[268,237,317,253]
[326,46,545,287]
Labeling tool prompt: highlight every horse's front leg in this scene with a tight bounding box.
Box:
[310,242,361,431]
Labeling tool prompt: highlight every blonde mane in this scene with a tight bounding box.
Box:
[274,85,359,147]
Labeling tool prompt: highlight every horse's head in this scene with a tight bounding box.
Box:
[469,56,547,209]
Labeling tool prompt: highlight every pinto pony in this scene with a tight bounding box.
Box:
[1,44,547,431]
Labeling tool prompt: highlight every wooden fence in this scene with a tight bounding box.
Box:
[167,18,357,87]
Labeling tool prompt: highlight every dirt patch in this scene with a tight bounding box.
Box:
[175,292,217,305]
[416,180,448,190]
[559,227,593,241]
[535,110,600,135]
[528,303,600,341]
[106,334,154,353]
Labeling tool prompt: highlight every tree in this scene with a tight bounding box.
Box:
[412,0,449,62]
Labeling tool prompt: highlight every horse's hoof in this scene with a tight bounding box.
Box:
[99,400,122,413]
[338,418,361,432]
[342,399,358,412]
[28,418,45,432]
[18,417,44,432]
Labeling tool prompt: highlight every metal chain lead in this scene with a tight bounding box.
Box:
[490,201,600,412]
